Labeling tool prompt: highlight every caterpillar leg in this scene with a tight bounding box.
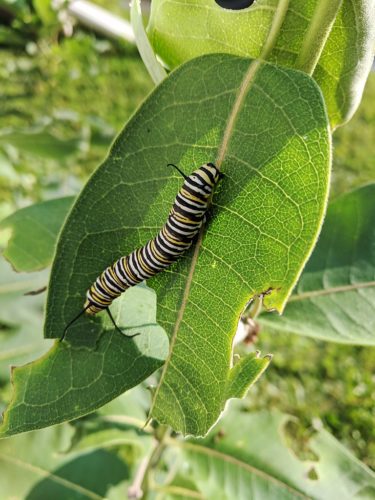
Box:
[61,304,139,342]
[106,308,140,339]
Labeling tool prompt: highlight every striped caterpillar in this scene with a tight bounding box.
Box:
[62,162,222,341]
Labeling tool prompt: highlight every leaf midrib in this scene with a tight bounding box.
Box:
[149,0,290,427]
[289,280,375,302]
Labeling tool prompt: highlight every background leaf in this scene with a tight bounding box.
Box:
[39,54,330,437]
[147,0,375,128]
[0,383,152,499]
[169,407,375,500]
[3,387,373,500]
[0,129,80,159]
[0,422,136,500]
[0,424,75,500]
[68,387,152,455]
[259,184,375,345]
[0,284,168,437]
[0,197,74,272]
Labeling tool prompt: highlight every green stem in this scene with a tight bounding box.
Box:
[242,295,263,321]
[249,295,263,321]
[295,0,343,75]
[137,425,170,498]
[260,0,290,61]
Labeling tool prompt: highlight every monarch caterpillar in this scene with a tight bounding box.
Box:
[61,162,223,341]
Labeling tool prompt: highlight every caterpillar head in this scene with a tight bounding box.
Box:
[187,162,223,197]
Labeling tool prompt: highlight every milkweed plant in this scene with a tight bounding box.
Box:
[0,1,374,498]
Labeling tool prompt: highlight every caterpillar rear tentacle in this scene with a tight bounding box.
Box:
[61,162,222,341]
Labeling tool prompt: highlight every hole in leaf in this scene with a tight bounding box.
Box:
[307,466,319,481]
[215,0,255,10]
[284,420,320,462]
[0,321,17,335]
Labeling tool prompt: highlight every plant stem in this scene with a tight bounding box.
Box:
[295,0,343,75]
[249,295,263,320]
[130,0,167,85]
[260,0,290,61]
[67,0,135,43]
[128,425,171,499]
[128,453,150,500]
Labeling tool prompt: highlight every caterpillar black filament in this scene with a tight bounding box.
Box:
[62,162,222,340]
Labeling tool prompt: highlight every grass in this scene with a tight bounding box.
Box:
[0,19,374,469]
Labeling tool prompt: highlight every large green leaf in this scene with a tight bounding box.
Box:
[77,394,375,500]
[0,284,168,437]
[0,197,74,272]
[32,54,329,437]
[147,0,375,128]
[168,409,375,499]
[260,184,375,345]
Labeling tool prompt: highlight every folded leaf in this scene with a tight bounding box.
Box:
[148,0,375,128]
[131,0,167,84]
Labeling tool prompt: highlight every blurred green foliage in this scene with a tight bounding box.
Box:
[0,0,58,46]
[0,26,153,218]
[332,76,375,196]
[0,3,374,470]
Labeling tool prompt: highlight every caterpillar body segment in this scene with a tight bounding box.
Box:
[84,163,222,314]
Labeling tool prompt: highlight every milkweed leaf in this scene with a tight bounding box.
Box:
[0,286,168,437]
[1,54,330,437]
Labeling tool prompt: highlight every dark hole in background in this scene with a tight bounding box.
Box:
[215,0,255,10]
